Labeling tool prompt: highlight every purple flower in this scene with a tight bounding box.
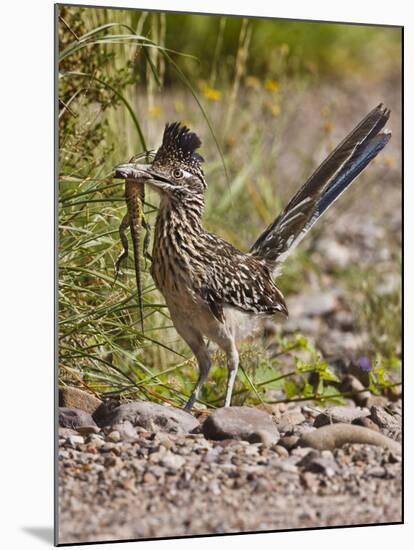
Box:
[357,356,372,372]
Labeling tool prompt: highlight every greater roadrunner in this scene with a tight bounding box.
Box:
[115,103,391,411]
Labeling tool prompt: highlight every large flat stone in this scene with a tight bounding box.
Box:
[298,423,401,453]
[95,401,199,434]
[314,405,370,427]
[59,407,98,431]
[202,406,279,446]
[59,386,102,414]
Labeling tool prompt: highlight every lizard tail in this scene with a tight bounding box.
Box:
[125,180,145,332]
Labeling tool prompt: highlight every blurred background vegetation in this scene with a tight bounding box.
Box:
[58,5,402,409]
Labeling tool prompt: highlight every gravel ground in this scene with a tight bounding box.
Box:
[58,402,401,544]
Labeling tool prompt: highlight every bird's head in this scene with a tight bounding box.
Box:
[114,122,206,198]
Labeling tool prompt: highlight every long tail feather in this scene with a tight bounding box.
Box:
[317,131,391,217]
[250,103,391,268]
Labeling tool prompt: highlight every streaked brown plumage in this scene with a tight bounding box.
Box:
[115,105,391,410]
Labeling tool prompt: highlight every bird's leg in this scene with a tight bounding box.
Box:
[224,342,239,407]
[184,341,211,411]
[113,213,130,284]
[170,317,211,412]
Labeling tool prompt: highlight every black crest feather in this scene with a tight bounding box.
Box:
[154,122,204,170]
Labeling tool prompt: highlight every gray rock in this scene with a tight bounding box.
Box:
[370,406,400,430]
[276,461,298,474]
[142,471,157,484]
[96,401,199,435]
[107,430,121,442]
[204,447,222,463]
[154,432,175,449]
[366,466,387,478]
[278,410,306,428]
[66,434,85,446]
[272,445,289,458]
[340,375,371,406]
[75,425,100,435]
[86,433,105,447]
[59,407,98,431]
[298,451,337,476]
[110,421,138,441]
[104,455,123,469]
[58,427,77,438]
[306,457,336,477]
[291,446,314,458]
[101,442,117,453]
[160,452,186,471]
[314,406,370,427]
[298,423,401,453]
[278,435,300,450]
[202,406,279,446]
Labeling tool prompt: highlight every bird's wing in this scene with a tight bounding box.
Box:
[200,248,287,322]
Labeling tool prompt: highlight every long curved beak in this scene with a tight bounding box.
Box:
[114,163,152,181]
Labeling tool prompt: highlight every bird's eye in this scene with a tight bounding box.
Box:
[172,168,184,179]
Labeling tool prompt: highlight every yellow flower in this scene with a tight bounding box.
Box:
[148,105,162,118]
[265,79,280,92]
[203,86,222,102]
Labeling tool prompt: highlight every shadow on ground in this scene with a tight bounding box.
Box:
[22,526,54,545]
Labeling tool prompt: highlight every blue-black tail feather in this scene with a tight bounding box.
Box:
[312,131,391,221]
[250,104,391,270]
